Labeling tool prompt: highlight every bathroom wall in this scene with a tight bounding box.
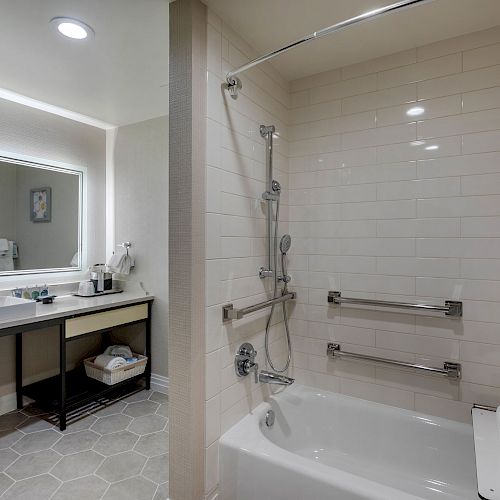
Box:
[0,98,106,403]
[113,115,169,378]
[288,25,500,423]
[204,8,290,496]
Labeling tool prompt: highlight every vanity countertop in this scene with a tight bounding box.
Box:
[0,291,154,331]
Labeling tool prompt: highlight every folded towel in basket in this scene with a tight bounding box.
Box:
[103,345,133,358]
[94,354,127,370]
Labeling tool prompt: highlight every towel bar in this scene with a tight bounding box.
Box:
[327,342,461,379]
[328,291,462,317]
[223,292,296,321]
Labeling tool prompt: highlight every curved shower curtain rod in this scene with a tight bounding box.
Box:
[223,0,434,99]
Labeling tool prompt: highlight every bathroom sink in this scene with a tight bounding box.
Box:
[0,296,36,322]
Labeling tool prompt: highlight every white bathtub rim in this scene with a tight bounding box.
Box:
[220,394,424,500]
[220,384,474,500]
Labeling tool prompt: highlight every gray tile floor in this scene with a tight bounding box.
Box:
[0,390,168,500]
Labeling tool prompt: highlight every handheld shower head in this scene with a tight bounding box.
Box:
[280,234,291,255]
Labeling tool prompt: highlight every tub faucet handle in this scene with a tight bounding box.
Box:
[235,343,259,383]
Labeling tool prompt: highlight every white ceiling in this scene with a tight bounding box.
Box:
[0,0,169,127]
[205,0,500,81]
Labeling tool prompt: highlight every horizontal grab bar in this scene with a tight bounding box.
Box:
[327,343,461,379]
[328,291,462,317]
[223,292,296,321]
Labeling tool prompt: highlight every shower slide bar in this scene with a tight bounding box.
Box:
[224,0,432,99]
[327,342,461,379]
[328,291,463,317]
[223,292,296,321]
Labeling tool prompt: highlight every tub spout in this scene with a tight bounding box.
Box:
[259,370,294,385]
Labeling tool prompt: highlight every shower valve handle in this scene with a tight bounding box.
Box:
[235,343,259,383]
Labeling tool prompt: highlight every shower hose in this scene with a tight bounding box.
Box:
[264,197,292,373]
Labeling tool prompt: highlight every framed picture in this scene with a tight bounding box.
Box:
[30,187,51,222]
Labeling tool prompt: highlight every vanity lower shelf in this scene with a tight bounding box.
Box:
[22,367,147,413]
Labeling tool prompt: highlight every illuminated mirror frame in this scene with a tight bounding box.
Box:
[0,150,85,276]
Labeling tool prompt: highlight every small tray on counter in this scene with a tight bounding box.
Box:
[73,289,124,298]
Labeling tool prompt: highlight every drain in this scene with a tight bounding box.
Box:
[265,409,275,427]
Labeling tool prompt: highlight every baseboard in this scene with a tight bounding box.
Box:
[150,373,169,394]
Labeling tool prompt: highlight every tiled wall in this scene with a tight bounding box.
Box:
[204,9,291,497]
[288,26,500,424]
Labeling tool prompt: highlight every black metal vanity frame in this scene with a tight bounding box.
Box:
[0,299,152,431]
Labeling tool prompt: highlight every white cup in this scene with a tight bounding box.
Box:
[78,281,95,296]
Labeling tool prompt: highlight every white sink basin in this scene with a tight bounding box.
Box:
[0,296,36,322]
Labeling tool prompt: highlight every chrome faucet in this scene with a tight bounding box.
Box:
[259,370,294,386]
[234,343,294,386]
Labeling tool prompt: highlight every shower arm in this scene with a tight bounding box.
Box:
[223,0,433,99]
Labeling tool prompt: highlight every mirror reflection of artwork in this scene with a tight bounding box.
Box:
[30,187,51,222]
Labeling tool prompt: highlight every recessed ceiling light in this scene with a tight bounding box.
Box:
[425,145,439,151]
[50,17,94,40]
[406,106,425,117]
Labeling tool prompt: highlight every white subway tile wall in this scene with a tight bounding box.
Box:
[205,10,291,498]
[288,25,500,425]
[205,15,500,495]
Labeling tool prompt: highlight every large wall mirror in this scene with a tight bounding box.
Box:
[0,154,83,275]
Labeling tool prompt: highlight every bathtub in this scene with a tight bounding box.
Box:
[220,385,477,500]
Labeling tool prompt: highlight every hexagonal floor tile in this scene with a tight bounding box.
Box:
[153,482,169,500]
[92,400,127,417]
[93,430,139,456]
[21,405,49,418]
[134,431,169,457]
[16,417,54,434]
[0,473,14,496]
[122,390,154,404]
[51,474,109,500]
[128,414,166,435]
[6,449,61,480]
[103,476,157,500]
[52,430,100,454]
[97,451,147,483]
[2,473,60,500]
[91,414,132,434]
[142,453,168,484]
[0,448,19,471]
[0,429,24,449]
[123,401,159,418]
[12,429,61,454]
[149,392,168,404]
[156,404,168,418]
[60,414,98,434]
[51,450,103,481]
[0,412,28,430]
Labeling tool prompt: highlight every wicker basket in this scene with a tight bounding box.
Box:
[84,353,147,385]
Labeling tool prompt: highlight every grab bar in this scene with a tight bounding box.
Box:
[223,292,296,321]
[328,291,462,317]
[327,342,461,379]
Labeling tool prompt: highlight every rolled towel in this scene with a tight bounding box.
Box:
[94,354,127,370]
[104,345,133,358]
